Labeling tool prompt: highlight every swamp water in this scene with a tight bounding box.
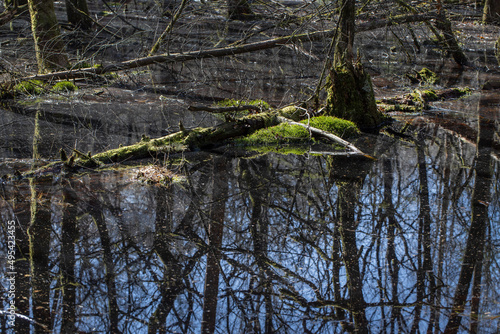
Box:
[0,89,499,333]
[1,5,500,330]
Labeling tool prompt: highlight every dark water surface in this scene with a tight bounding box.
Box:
[1,89,500,333]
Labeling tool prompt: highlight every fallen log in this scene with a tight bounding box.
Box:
[6,12,438,83]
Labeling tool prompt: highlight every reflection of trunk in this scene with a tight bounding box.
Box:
[443,95,495,334]
[336,180,369,333]
[241,159,274,333]
[13,192,33,334]
[149,169,210,332]
[28,178,52,333]
[201,158,228,334]
[331,222,345,321]
[60,182,79,334]
[434,136,452,332]
[381,158,401,332]
[88,199,120,333]
[411,135,436,334]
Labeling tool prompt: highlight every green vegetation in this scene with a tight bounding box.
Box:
[237,116,359,145]
[52,81,78,92]
[216,98,270,109]
[406,68,440,85]
[14,80,45,95]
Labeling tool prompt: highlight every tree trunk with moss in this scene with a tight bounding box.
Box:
[324,0,382,131]
[65,0,92,31]
[28,0,69,73]
[483,0,500,24]
[227,0,253,20]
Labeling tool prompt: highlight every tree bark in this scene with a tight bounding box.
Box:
[325,61,382,131]
[228,0,253,20]
[27,0,69,73]
[65,0,92,30]
[483,0,500,24]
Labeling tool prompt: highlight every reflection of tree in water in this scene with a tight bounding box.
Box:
[1,113,499,332]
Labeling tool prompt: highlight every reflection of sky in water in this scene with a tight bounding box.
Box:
[1,124,499,332]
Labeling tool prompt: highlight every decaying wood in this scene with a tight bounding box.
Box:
[7,12,438,83]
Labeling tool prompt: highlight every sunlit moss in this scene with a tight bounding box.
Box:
[306,116,360,138]
[237,116,359,145]
[407,68,440,85]
[216,98,270,110]
[14,80,45,95]
[52,81,78,92]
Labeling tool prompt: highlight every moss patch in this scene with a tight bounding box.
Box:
[217,98,270,109]
[237,116,359,145]
[14,80,45,95]
[52,81,78,92]
[406,68,440,85]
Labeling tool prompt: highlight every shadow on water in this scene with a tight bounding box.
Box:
[1,92,499,333]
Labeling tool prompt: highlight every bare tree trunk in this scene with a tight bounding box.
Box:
[325,0,382,130]
[27,0,69,73]
[65,0,92,30]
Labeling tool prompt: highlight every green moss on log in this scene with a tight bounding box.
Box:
[237,116,359,145]
[14,80,45,95]
[51,81,78,92]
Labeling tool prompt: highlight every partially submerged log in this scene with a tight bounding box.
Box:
[11,106,370,179]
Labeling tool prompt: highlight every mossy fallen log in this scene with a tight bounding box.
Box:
[377,87,472,113]
[10,108,303,179]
